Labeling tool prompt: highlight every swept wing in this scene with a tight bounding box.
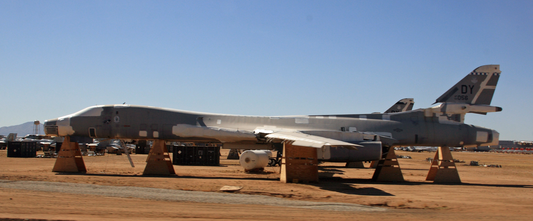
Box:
[264,131,360,149]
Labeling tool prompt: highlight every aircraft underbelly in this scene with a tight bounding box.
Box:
[318,141,382,162]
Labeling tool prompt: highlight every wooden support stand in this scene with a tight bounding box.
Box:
[227,149,240,159]
[52,136,87,173]
[426,146,461,183]
[372,149,404,182]
[280,143,318,183]
[143,140,176,175]
[369,160,378,168]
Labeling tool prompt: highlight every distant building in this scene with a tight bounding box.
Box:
[473,140,532,151]
[498,140,533,149]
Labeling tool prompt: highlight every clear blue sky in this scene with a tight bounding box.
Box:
[1,0,532,140]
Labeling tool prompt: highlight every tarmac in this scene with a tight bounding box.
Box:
[1,149,533,220]
[0,179,385,212]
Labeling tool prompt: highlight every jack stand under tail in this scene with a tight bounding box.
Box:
[426,146,461,183]
[372,149,404,182]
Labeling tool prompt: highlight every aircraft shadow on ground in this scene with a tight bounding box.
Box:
[54,169,532,193]
[320,165,428,171]
[316,165,533,196]
[311,180,395,196]
[322,176,532,188]
[313,176,533,196]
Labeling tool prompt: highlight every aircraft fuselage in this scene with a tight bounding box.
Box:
[44,104,498,148]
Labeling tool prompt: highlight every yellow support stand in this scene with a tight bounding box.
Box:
[280,143,318,183]
[426,146,461,183]
[52,136,87,173]
[372,149,404,182]
[143,140,176,175]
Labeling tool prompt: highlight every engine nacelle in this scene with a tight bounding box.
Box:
[317,141,382,162]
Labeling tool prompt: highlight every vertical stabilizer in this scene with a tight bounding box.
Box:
[385,98,415,113]
[7,133,17,141]
[427,65,502,124]
[435,65,501,105]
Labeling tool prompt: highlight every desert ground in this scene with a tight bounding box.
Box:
[0,148,532,221]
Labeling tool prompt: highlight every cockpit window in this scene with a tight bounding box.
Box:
[72,106,104,117]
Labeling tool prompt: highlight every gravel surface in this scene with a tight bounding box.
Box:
[0,180,386,212]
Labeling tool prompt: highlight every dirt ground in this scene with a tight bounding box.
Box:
[1,148,532,221]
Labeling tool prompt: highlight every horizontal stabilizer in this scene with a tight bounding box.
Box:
[424,103,503,123]
[425,103,502,116]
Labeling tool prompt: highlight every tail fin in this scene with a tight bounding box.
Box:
[385,98,414,113]
[7,133,17,141]
[435,65,501,105]
[425,65,502,123]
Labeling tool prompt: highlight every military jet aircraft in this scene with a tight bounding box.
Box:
[44,65,502,163]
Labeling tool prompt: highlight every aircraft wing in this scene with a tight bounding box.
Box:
[264,131,360,149]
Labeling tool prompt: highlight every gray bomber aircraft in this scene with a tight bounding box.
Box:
[44,65,502,163]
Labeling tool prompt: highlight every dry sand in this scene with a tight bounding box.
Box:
[0,149,532,220]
